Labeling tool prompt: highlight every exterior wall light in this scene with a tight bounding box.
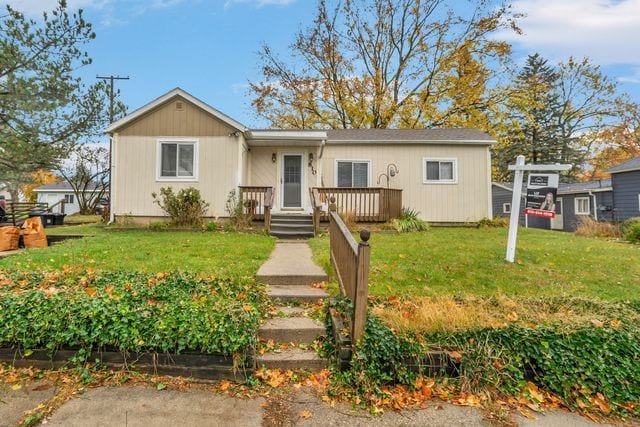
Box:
[271,153,277,163]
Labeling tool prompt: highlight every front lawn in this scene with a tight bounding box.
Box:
[309,227,640,301]
[1,228,275,279]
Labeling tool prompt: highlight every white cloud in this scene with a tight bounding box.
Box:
[497,0,640,65]
[7,0,111,16]
[619,68,640,84]
[224,0,296,8]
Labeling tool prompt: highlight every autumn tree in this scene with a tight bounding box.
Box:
[0,1,124,195]
[57,145,109,215]
[250,0,519,130]
[493,55,623,180]
[20,170,61,202]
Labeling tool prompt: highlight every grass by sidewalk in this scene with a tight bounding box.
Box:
[1,227,275,279]
[309,227,640,301]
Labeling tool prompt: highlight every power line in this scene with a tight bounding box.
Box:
[96,75,130,123]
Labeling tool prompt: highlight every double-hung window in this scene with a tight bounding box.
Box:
[575,197,590,215]
[64,194,74,204]
[423,158,457,184]
[336,160,370,187]
[158,140,198,180]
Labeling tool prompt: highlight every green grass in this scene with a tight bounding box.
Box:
[45,223,108,235]
[63,214,102,225]
[309,227,640,301]
[2,229,275,279]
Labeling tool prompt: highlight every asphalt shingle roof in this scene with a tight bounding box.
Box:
[607,156,640,173]
[326,128,495,143]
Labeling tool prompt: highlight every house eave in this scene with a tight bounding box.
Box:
[607,167,640,174]
[325,139,496,145]
[245,130,327,147]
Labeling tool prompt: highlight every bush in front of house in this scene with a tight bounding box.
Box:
[331,298,640,417]
[621,217,640,244]
[0,270,266,357]
[389,208,429,233]
[152,187,210,226]
[477,217,508,228]
[575,216,622,238]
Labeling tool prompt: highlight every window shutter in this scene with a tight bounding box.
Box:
[337,162,353,187]
[353,162,369,187]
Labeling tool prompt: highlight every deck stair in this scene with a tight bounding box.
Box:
[255,241,329,370]
[269,214,314,239]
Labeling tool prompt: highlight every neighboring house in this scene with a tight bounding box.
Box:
[607,156,640,221]
[105,88,495,224]
[492,180,614,232]
[33,182,108,215]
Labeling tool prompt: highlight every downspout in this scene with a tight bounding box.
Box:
[317,139,325,188]
[589,191,598,221]
[108,133,117,224]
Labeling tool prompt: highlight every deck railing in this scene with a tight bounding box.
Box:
[312,187,402,222]
[329,201,370,342]
[238,186,274,231]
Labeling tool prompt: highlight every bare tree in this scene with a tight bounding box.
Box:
[57,145,109,215]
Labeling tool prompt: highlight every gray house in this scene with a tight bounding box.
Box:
[492,180,614,232]
[607,156,640,221]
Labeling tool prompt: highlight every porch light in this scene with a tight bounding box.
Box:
[308,152,314,166]
[271,153,276,163]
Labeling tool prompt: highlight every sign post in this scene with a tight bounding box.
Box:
[505,156,571,263]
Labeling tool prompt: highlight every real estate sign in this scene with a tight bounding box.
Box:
[524,174,559,219]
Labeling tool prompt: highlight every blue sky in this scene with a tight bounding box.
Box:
[8,0,640,128]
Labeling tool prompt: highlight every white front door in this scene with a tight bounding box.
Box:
[281,154,303,209]
[551,197,563,230]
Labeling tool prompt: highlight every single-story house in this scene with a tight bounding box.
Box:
[105,88,495,226]
[607,156,640,221]
[33,182,108,215]
[493,155,640,231]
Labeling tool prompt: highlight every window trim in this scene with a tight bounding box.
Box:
[64,194,74,204]
[334,159,372,188]
[422,157,458,184]
[503,202,511,214]
[574,197,591,215]
[156,139,199,182]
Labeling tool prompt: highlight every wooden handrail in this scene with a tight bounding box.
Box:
[309,188,322,235]
[313,187,402,222]
[238,186,274,231]
[328,199,370,342]
[47,199,66,214]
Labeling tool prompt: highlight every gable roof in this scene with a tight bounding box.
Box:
[34,182,107,193]
[607,156,640,174]
[326,128,495,145]
[492,180,612,195]
[105,88,248,134]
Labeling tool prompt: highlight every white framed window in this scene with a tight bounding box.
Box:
[503,202,511,214]
[64,194,74,204]
[157,139,198,181]
[335,160,370,188]
[575,197,590,215]
[423,158,458,184]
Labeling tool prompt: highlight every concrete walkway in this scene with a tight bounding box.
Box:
[257,241,328,286]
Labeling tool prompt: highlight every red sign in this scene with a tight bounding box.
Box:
[525,208,556,219]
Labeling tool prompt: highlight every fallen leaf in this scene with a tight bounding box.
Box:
[591,319,604,327]
[11,384,22,391]
[448,351,463,362]
[242,305,253,312]
[519,409,538,420]
[31,384,52,391]
[156,383,166,391]
[298,410,313,419]
[85,287,96,297]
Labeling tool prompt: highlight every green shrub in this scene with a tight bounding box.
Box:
[148,221,168,231]
[151,187,210,227]
[389,208,429,233]
[225,189,252,227]
[204,221,219,232]
[334,308,640,416]
[575,217,621,238]
[477,217,509,228]
[622,217,640,244]
[0,270,266,357]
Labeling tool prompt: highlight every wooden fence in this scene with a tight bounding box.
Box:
[1,202,49,226]
[312,187,402,223]
[238,186,274,231]
[328,203,370,342]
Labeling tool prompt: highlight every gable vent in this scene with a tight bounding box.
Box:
[175,101,184,111]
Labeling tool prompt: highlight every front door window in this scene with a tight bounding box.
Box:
[282,155,302,208]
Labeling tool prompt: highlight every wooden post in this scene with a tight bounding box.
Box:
[506,156,525,263]
[352,229,370,342]
[329,196,336,213]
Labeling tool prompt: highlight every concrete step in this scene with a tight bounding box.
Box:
[267,285,329,303]
[259,317,325,344]
[271,214,313,220]
[258,272,328,286]
[255,348,328,370]
[274,306,309,317]
[271,218,313,225]
[270,223,314,230]
[269,230,315,239]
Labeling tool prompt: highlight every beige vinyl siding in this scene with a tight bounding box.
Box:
[118,95,235,137]
[114,135,239,218]
[248,146,320,212]
[322,144,491,222]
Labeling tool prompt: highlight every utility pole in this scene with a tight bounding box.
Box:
[96,75,129,122]
[96,75,129,222]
